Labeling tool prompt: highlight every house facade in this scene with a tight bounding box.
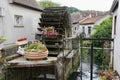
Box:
[79,14,110,37]
[71,14,80,37]
[0,0,43,47]
[71,12,110,37]
[111,0,120,75]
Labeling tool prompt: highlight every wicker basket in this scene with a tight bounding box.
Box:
[24,51,48,60]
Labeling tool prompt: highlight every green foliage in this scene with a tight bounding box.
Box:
[90,17,112,67]
[91,17,112,39]
[68,7,81,13]
[82,48,89,59]
[0,63,9,80]
[0,37,7,43]
[81,41,91,59]
[25,42,47,52]
[39,0,60,9]
[82,41,91,46]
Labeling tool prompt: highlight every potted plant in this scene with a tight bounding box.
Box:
[99,69,115,80]
[24,42,48,60]
[16,37,28,45]
[43,26,58,38]
[0,37,7,44]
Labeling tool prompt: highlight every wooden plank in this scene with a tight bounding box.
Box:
[57,50,71,58]
[38,23,64,27]
[66,50,76,58]
[7,56,57,68]
[41,13,64,17]
[40,18,62,22]
[44,39,63,42]
[40,22,63,25]
[46,45,62,49]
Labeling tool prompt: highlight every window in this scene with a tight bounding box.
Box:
[114,16,117,35]
[82,26,85,32]
[88,26,91,35]
[75,27,76,30]
[0,7,5,16]
[14,15,23,26]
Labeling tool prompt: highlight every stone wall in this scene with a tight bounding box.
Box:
[0,44,19,80]
[1,45,18,57]
[57,50,80,80]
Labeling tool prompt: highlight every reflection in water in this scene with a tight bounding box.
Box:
[77,62,100,80]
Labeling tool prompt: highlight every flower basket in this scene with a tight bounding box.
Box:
[16,37,28,45]
[24,42,48,60]
[24,50,48,60]
[44,31,58,38]
[43,26,59,38]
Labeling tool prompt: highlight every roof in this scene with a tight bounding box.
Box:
[71,13,88,24]
[71,14,81,24]
[10,0,43,12]
[110,0,119,12]
[79,16,103,25]
[71,11,107,24]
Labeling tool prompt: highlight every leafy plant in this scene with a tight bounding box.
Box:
[91,17,112,39]
[24,42,48,53]
[0,37,7,44]
[43,26,58,38]
[90,17,112,67]
[45,26,54,32]
[38,0,60,9]
[99,69,115,80]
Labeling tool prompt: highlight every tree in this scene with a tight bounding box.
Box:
[38,0,60,9]
[91,17,112,39]
[91,17,112,67]
[68,7,81,13]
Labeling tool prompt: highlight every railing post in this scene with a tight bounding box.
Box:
[90,40,93,80]
[80,34,83,80]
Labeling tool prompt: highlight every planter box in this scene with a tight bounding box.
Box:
[24,51,48,60]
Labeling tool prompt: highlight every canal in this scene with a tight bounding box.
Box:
[77,62,100,80]
[68,38,114,80]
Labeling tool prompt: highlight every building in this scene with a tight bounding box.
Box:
[79,14,110,37]
[110,0,120,75]
[0,0,43,47]
[71,11,110,37]
[71,14,81,37]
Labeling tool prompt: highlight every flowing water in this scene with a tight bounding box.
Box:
[77,62,100,80]
[75,55,101,80]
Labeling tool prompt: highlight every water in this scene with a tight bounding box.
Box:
[77,62,100,80]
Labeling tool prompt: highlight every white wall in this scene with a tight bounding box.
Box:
[0,0,42,47]
[79,24,94,37]
[112,3,120,75]
[78,15,110,38]
[95,15,110,25]
[0,0,6,37]
[72,23,79,37]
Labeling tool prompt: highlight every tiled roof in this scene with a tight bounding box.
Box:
[110,0,119,12]
[71,11,107,24]
[71,14,85,24]
[79,16,103,25]
[10,0,43,11]
[71,14,80,24]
